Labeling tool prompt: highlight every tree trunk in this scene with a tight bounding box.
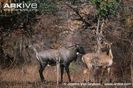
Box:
[57,60,60,85]
[96,17,105,55]
[131,58,133,86]
[131,42,133,86]
[0,35,4,63]
[96,17,101,54]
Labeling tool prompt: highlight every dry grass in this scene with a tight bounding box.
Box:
[0,64,39,82]
[0,63,86,82]
[0,63,131,88]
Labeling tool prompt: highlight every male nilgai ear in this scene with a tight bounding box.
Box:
[75,44,80,47]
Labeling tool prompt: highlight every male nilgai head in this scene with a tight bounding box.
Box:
[75,44,85,55]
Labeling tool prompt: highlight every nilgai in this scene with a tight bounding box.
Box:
[82,42,113,82]
[27,44,85,83]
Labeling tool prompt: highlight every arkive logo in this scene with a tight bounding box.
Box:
[4,2,37,9]
[0,1,38,12]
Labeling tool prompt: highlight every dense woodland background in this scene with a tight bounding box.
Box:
[0,0,133,87]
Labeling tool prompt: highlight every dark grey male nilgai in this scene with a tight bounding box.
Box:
[27,44,85,83]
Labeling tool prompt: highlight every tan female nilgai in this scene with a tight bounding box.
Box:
[82,42,113,82]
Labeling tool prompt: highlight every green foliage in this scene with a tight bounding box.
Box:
[38,0,58,13]
[90,0,119,18]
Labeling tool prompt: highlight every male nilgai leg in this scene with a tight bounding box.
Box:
[65,65,71,82]
[60,65,64,83]
[39,63,47,82]
[60,64,71,83]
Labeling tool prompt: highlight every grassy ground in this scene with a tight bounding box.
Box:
[0,81,132,88]
[0,63,131,88]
